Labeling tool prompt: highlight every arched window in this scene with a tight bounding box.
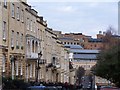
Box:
[39,42,41,51]
[35,41,38,53]
[32,40,34,53]
[28,41,30,53]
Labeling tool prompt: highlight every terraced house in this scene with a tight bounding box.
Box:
[0,0,75,84]
[0,0,31,80]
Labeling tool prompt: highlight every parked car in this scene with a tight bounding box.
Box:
[100,86,120,90]
[27,86,62,90]
[27,86,46,90]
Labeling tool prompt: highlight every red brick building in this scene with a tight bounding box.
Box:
[54,31,104,50]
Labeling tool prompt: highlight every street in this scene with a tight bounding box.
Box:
[81,76,92,89]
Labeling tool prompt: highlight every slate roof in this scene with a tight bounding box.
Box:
[70,49,100,54]
[73,54,97,59]
[88,38,103,42]
[64,45,83,49]
[59,37,73,40]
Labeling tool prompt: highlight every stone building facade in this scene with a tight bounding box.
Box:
[0,0,75,84]
[44,28,70,83]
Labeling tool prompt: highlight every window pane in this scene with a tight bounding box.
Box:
[20,62,23,75]
[17,7,20,20]
[30,20,32,31]
[4,0,7,7]
[3,21,6,39]
[21,10,24,22]
[11,3,15,17]
[20,33,23,48]
[16,61,19,76]
[2,55,6,72]
[16,32,19,46]
[27,18,29,30]
[11,30,14,47]
[30,64,32,78]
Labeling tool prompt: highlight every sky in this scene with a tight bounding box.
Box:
[27,0,118,38]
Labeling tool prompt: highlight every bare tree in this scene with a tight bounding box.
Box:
[102,26,118,50]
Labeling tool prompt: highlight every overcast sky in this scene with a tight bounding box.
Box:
[27,0,118,38]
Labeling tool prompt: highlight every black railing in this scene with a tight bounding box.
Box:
[39,59,46,64]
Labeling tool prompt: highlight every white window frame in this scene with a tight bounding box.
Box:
[3,21,6,40]
[4,0,7,7]
[27,18,29,30]
[33,64,35,77]
[21,33,23,46]
[20,61,23,75]
[16,32,19,46]
[2,55,6,72]
[12,60,15,80]
[30,20,33,31]
[11,3,15,18]
[34,22,36,32]
[30,64,32,78]
[16,61,19,76]
[21,10,24,22]
[16,7,20,20]
[11,30,14,47]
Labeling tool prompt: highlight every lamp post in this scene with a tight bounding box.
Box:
[36,51,42,82]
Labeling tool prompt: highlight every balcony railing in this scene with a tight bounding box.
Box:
[39,59,46,64]
[46,63,60,69]
[26,53,38,59]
